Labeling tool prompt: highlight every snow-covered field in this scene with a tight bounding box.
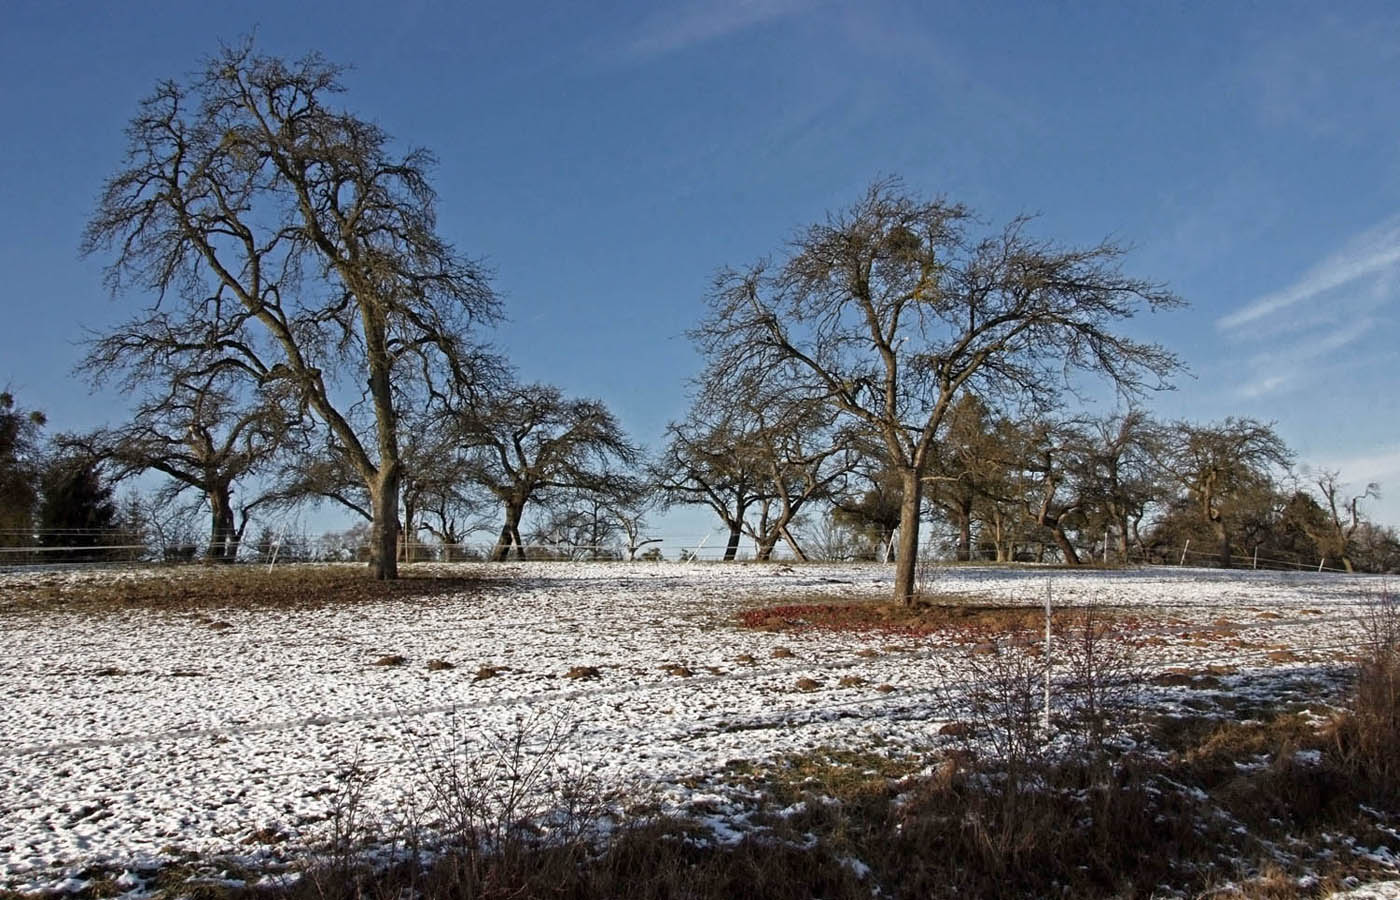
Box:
[0,561,1387,891]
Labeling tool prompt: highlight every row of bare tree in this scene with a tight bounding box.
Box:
[63,41,1391,601]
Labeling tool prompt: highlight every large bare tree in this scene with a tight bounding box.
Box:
[696,178,1182,602]
[1076,410,1167,563]
[83,42,500,578]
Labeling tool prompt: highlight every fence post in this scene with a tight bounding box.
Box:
[1253,545,1258,570]
[1318,557,1325,573]
[1179,540,1190,567]
[1043,580,1053,733]
[267,526,286,573]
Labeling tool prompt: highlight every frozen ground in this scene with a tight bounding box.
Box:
[0,561,1388,891]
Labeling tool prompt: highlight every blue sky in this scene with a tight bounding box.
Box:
[2,0,1398,537]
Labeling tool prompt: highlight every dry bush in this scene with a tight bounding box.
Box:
[284,713,621,900]
[1057,604,1143,749]
[1331,590,1400,795]
[951,631,1049,773]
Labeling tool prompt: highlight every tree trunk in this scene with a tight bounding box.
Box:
[723,525,742,561]
[1051,524,1080,565]
[493,503,524,561]
[894,468,922,604]
[1213,519,1231,569]
[991,508,1009,562]
[492,522,512,561]
[368,469,401,580]
[781,525,808,562]
[207,484,236,563]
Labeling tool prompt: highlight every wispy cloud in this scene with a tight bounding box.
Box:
[1234,317,1376,398]
[627,0,811,59]
[1219,216,1400,331]
[1310,446,1400,491]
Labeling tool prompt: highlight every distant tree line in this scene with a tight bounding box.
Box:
[14,40,1389,592]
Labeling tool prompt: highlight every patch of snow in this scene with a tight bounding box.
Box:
[1329,880,1400,899]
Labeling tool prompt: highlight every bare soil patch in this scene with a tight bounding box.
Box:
[0,565,485,615]
[737,594,1146,641]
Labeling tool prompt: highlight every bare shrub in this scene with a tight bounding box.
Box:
[292,713,616,900]
[948,629,1049,776]
[412,713,608,876]
[1332,590,1400,794]
[1058,603,1142,749]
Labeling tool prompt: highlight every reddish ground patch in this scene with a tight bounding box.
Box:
[737,600,1146,643]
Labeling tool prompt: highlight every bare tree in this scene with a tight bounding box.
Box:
[1018,418,1088,565]
[1306,469,1380,573]
[1161,418,1292,568]
[725,387,855,561]
[695,178,1181,602]
[454,383,639,561]
[922,393,1003,561]
[653,402,768,561]
[83,41,500,579]
[1077,410,1167,563]
[596,476,661,561]
[399,422,491,561]
[71,376,294,561]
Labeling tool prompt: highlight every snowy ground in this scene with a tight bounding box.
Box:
[0,561,1388,891]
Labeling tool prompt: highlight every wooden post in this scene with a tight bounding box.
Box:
[1179,540,1190,566]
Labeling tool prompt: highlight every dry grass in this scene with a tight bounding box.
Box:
[0,565,485,615]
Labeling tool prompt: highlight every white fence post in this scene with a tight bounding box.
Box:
[1179,540,1190,567]
[267,526,286,573]
[1043,580,1053,733]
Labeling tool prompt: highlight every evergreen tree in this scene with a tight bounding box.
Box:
[0,391,46,548]
[38,458,118,561]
